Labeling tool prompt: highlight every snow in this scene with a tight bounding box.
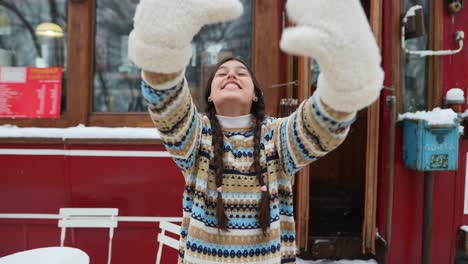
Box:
[0,124,160,140]
[398,108,459,126]
[403,5,423,23]
[416,50,434,57]
[446,88,465,102]
[296,258,377,264]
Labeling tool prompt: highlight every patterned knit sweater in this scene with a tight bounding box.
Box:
[142,77,355,264]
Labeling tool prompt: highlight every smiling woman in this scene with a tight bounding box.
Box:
[129,0,383,263]
[208,59,257,116]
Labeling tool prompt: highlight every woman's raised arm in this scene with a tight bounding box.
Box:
[274,0,384,176]
[127,0,243,175]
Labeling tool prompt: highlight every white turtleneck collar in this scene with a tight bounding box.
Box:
[216,114,253,129]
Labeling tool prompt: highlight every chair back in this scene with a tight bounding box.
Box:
[155,221,181,264]
[58,208,118,264]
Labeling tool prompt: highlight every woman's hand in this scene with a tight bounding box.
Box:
[128,0,243,73]
[280,0,384,112]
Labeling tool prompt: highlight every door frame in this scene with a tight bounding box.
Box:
[292,0,383,255]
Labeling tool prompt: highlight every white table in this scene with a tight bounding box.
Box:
[0,247,89,264]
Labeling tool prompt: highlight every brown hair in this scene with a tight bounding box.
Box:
[204,57,270,235]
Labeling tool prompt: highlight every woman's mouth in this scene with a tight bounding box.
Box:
[222,81,241,90]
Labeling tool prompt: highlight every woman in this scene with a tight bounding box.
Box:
[129,0,384,263]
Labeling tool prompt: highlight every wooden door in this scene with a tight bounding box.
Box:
[293,0,382,257]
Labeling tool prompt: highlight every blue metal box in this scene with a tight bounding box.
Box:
[402,120,459,171]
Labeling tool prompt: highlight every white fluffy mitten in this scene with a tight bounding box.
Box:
[128,0,243,74]
[280,0,384,112]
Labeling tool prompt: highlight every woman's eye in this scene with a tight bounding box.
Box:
[216,73,227,77]
[237,72,248,76]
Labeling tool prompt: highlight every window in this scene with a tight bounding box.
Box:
[0,0,281,131]
[402,0,430,112]
[93,0,252,113]
[0,0,68,116]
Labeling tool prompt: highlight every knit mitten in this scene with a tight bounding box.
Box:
[280,0,384,112]
[128,0,243,74]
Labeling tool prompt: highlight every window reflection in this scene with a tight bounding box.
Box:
[402,0,429,112]
[0,0,67,113]
[93,0,252,113]
[0,1,67,67]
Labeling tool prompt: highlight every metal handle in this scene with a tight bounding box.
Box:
[402,28,464,57]
[401,6,465,57]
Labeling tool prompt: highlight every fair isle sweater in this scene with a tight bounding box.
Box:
[142,76,355,264]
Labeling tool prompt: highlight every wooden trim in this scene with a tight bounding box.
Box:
[0,138,65,144]
[283,3,294,100]
[362,0,383,255]
[295,56,311,253]
[88,113,154,127]
[393,0,403,113]
[427,0,444,109]
[364,103,380,255]
[68,0,94,126]
[253,0,282,117]
[0,118,69,128]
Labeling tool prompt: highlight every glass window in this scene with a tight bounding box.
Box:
[402,0,430,112]
[0,0,68,116]
[93,0,252,113]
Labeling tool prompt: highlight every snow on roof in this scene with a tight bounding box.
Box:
[0,124,161,140]
[398,108,458,126]
[460,226,468,232]
[446,88,465,102]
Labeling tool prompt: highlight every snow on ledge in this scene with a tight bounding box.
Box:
[398,108,458,126]
[461,226,468,232]
[0,124,161,140]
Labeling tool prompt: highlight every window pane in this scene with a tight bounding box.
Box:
[0,0,68,116]
[93,0,252,113]
[402,0,430,112]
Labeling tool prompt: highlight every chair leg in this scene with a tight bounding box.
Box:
[155,231,165,264]
[60,227,66,247]
[107,236,113,264]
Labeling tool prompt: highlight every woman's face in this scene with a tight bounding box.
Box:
[209,60,256,116]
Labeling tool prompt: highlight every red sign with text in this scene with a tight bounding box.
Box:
[0,67,62,118]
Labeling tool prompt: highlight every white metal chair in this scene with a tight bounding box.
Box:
[58,208,118,264]
[155,221,181,264]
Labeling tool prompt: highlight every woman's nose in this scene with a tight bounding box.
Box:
[226,71,238,79]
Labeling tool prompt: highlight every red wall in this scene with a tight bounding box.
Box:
[446,4,468,262]
[0,143,184,263]
[378,4,468,264]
